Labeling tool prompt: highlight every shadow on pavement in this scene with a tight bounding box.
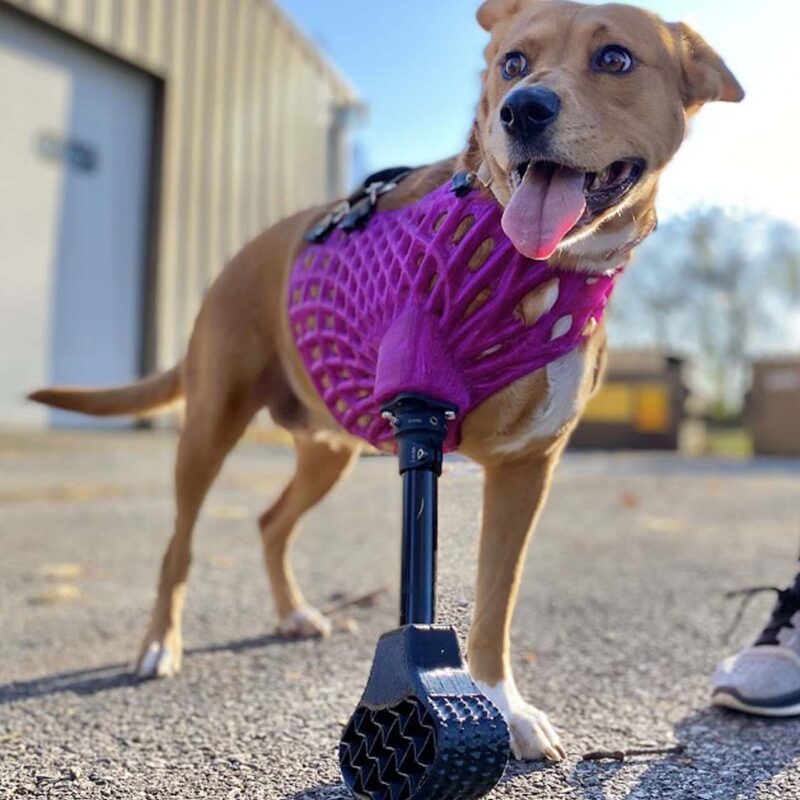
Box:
[0,662,134,705]
[0,632,293,706]
[569,706,800,799]
[184,632,286,655]
[280,751,558,799]
[282,784,350,799]
[500,756,560,783]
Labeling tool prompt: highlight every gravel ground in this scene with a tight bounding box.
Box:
[1,429,800,799]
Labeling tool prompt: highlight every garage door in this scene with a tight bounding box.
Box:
[0,8,156,427]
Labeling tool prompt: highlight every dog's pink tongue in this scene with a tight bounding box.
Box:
[502,165,587,261]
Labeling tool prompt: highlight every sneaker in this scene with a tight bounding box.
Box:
[712,573,800,716]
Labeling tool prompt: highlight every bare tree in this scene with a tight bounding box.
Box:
[608,209,800,413]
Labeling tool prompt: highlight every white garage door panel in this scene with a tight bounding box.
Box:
[0,31,69,426]
[0,8,155,428]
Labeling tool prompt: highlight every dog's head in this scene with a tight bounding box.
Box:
[472,0,743,261]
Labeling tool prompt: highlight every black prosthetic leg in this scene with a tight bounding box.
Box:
[339,394,510,800]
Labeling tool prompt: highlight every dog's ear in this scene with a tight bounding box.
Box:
[670,22,744,106]
[477,0,526,31]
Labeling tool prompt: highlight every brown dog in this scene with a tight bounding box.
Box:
[30,0,742,761]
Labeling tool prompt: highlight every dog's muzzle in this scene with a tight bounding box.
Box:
[500,85,561,143]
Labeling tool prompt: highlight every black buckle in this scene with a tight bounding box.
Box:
[339,196,375,233]
[303,167,414,244]
[303,201,351,244]
[451,170,476,198]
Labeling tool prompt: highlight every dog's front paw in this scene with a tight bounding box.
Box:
[506,702,565,762]
[277,605,332,639]
[475,678,566,762]
[136,636,182,679]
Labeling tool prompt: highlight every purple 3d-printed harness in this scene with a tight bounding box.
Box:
[288,177,623,452]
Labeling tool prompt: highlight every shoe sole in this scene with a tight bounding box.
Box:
[712,690,800,718]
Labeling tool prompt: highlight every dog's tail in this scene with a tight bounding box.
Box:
[28,365,183,418]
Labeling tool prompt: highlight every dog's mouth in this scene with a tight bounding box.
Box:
[502,158,645,260]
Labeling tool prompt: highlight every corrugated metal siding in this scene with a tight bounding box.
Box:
[3,0,358,368]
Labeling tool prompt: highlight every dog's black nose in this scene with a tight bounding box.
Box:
[500,86,561,140]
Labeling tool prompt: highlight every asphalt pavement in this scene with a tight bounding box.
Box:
[2,429,800,799]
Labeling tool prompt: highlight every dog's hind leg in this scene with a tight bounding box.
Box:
[467,452,567,762]
[259,432,359,638]
[136,388,259,679]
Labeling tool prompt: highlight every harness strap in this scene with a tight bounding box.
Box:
[304,166,414,243]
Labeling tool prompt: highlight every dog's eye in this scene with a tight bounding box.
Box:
[501,52,529,80]
[592,45,635,75]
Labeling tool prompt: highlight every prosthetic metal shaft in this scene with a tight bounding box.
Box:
[381,394,456,626]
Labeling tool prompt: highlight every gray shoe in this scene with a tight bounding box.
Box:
[712,574,800,716]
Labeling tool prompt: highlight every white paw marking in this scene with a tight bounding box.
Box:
[278,606,332,639]
[137,641,178,679]
[475,677,566,762]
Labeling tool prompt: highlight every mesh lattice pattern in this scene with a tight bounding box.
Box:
[340,699,435,799]
[340,694,508,800]
[288,182,622,452]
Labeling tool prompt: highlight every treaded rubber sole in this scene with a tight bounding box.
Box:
[340,694,508,800]
[712,690,800,718]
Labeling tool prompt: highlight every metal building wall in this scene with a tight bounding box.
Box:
[3,0,358,369]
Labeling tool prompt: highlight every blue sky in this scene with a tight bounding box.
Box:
[277,0,800,226]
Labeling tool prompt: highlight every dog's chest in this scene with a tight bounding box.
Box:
[288,181,618,453]
[461,337,601,458]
